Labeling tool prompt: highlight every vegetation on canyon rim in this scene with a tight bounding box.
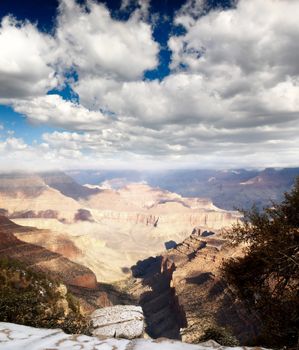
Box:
[222,178,299,348]
[0,257,91,334]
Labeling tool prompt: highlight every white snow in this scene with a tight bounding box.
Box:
[0,322,266,350]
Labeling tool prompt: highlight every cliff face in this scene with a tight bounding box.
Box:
[85,183,240,232]
[92,210,237,230]
[0,172,96,222]
[0,172,238,231]
[127,255,183,339]
[124,229,260,345]
[0,216,97,289]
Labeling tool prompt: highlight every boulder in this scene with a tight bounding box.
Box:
[91,305,145,339]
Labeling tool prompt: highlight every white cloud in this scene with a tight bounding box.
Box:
[12,94,108,130]
[0,16,59,100]
[0,137,27,151]
[56,0,158,81]
[0,0,158,100]
[71,0,299,127]
[73,73,227,128]
[0,0,299,169]
[65,0,299,167]
[170,0,299,78]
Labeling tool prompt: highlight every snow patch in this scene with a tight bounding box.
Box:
[0,322,269,350]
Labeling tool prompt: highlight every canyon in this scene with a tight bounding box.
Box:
[0,171,239,282]
[71,167,299,210]
[0,171,260,345]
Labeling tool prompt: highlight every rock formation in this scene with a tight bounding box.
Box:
[122,229,260,345]
[0,172,97,222]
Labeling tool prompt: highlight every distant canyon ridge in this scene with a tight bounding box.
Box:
[69,167,299,210]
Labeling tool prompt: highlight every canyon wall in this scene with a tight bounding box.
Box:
[92,209,237,230]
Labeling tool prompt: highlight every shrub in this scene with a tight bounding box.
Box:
[199,326,239,346]
[222,178,299,348]
[0,257,91,334]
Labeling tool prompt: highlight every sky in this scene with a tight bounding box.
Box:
[0,0,299,171]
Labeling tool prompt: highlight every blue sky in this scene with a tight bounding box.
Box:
[0,0,299,170]
[0,0,230,143]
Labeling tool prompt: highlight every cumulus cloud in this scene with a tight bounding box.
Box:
[71,1,299,122]
[0,137,27,151]
[70,0,299,165]
[0,16,59,101]
[0,0,158,101]
[39,126,299,170]
[0,0,299,168]
[0,132,87,171]
[56,0,158,81]
[170,0,299,79]
[73,73,228,128]
[12,94,108,130]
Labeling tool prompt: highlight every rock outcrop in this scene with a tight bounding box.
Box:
[123,229,260,345]
[0,173,46,197]
[91,305,145,339]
